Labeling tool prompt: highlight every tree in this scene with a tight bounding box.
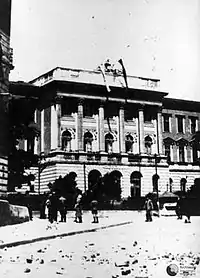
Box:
[8,96,40,191]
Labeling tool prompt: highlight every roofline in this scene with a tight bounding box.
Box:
[164,97,200,106]
[30,66,161,84]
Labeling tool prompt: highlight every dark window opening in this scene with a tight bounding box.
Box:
[163,114,170,132]
[177,116,184,133]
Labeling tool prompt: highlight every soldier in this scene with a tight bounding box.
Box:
[59,196,67,222]
[145,196,153,222]
[74,192,83,223]
[176,197,183,220]
[91,199,99,223]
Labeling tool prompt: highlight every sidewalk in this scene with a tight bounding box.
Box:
[0,210,138,249]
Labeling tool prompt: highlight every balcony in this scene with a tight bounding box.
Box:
[107,153,121,163]
[128,154,141,163]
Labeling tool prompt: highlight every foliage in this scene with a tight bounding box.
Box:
[8,96,40,191]
[49,173,79,207]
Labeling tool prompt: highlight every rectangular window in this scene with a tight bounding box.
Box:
[179,145,185,162]
[176,116,184,133]
[163,114,170,132]
[190,117,197,134]
[164,144,171,162]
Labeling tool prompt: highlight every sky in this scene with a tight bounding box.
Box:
[10,0,200,100]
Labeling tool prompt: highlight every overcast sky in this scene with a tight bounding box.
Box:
[10,0,200,100]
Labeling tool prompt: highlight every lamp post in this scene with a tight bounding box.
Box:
[154,153,160,214]
[154,153,159,199]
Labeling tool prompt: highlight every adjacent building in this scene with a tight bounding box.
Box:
[17,65,200,199]
[0,0,13,194]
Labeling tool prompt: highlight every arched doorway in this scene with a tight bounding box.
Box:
[103,170,122,201]
[152,174,160,193]
[180,178,187,193]
[130,171,142,197]
[88,170,102,191]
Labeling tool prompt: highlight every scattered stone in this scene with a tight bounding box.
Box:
[51,259,56,262]
[163,255,169,259]
[37,249,43,253]
[89,243,94,246]
[96,253,100,256]
[115,261,129,267]
[59,250,62,253]
[91,254,96,258]
[121,269,131,275]
[24,268,31,273]
[26,258,33,264]
[196,257,200,265]
[56,271,63,275]
[40,259,44,264]
[133,241,137,247]
[132,259,138,265]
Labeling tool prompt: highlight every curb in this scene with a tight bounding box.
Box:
[0,221,133,249]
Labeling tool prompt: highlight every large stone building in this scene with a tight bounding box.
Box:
[20,65,200,199]
[0,0,13,194]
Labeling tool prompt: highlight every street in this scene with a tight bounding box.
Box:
[0,212,200,278]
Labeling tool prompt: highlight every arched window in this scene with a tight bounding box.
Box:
[177,138,188,163]
[105,133,114,153]
[145,135,153,154]
[62,130,72,151]
[84,131,93,152]
[130,171,142,197]
[125,134,134,153]
[163,137,174,163]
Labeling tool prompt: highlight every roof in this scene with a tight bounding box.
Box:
[9,81,41,98]
[163,97,200,112]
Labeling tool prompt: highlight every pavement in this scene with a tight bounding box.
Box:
[0,210,137,249]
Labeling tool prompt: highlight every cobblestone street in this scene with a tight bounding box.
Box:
[0,211,199,278]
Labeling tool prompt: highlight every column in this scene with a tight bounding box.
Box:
[41,110,44,153]
[157,108,163,155]
[77,99,84,151]
[99,102,105,152]
[138,106,145,154]
[51,104,58,150]
[56,103,62,149]
[34,110,37,154]
[119,104,125,153]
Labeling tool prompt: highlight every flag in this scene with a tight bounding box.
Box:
[99,64,112,132]
[99,64,111,93]
[118,58,128,89]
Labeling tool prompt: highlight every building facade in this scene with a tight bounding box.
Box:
[0,0,13,194]
[22,66,200,199]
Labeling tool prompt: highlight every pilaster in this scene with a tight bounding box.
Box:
[138,106,145,154]
[99,101,105,152]
[77,98,84,151]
